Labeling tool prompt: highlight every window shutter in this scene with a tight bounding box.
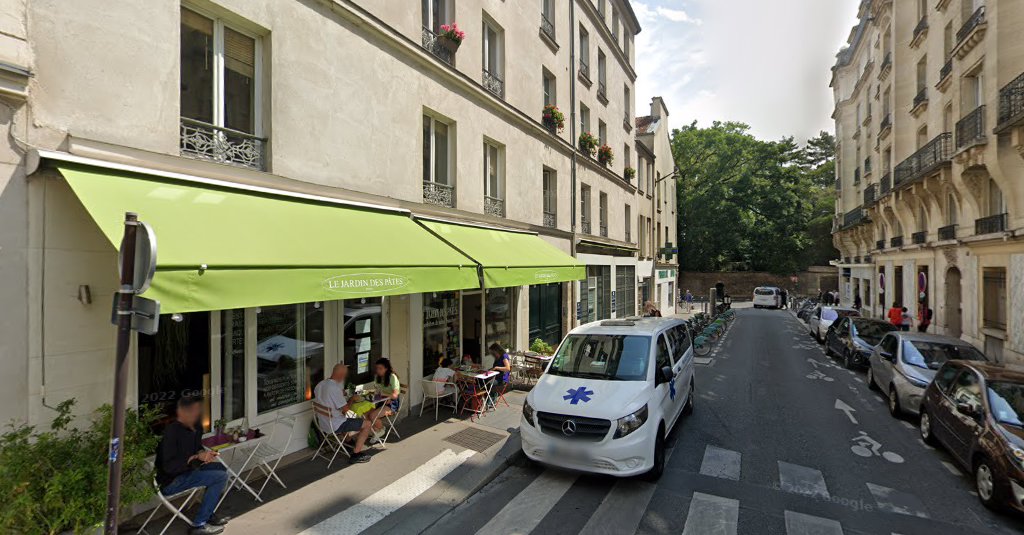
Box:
[224,28,256,78]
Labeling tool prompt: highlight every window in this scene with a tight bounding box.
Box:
[916,56,927,92]
[987,178,1005,216]
[612,8,620,41]
[917,125,928,149]
[343,298,383,385]
[581,184,592,232]
[964,70,984,109]
[624,145,631,174]
[917,0,927,20]
[597,50,607,97]
[624,85,631,122]
[138,312,211,429]
[542,0,556,38]
[598,120,607,145]
[220,309,246,422]
[180,7,263,170]
[668,324,690,359]
[579,26,590,77]
[542,68,556,107]
[615,266,636,318]
[550,334,650,381]
[625,204,631,241]
[256,303,324,414]
[423,291,460,376]
[934,364,960,393]
[423,114,454,205]
[599,192,608,236]
[656,334,672,371]
[983,268,1007,330]
[950,371,982,413]
[624,33,630,60]
[943,21,954,59]
[598,0,606,18]
[484,140,504,214]
[486,287,515,352]
[883,87,891,116]
[421,0,452,33]
[482,17,504,98]
[542,168,557,226]
[943,102,953,131]
[588,265,612,320]
[580,103,591,134]
[946,193,958,225]
[637,156,645,192]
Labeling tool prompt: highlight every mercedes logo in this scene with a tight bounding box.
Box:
[561,420,577,436]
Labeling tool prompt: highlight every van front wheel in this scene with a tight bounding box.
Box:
[642,426,666,481]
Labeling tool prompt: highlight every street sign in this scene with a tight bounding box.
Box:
[111,294,161,335]
[118,220,157,294]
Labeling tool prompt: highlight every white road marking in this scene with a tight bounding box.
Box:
[579,450,673,535]
[474,470,577,535]
[917,438,935,450]
[866,482,931,518]
[941,461,962,476]
[784,510,843,535]
[300,448,476,535]
[699,445,742,481]
[778,461,830,499]
[834,399,859,424]
[681,492,739,535]
[900,420,915,430]
[854,377,864,383]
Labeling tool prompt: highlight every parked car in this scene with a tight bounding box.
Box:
[520,318,695,480]
[796,299,818,322]
[806,306,859,342]
[868,332,988,417]
[919,361,1024,513]
[752,286,782,309]
[825,317,898,369]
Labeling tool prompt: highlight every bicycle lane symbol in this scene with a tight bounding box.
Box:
[850,431,904,463]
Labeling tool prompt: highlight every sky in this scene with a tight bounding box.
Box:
[633,0,861,142]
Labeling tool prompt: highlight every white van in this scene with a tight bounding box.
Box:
[520,318,695,480]
[752,286,781,309]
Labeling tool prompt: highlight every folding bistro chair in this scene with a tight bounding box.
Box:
[377,384,407,445]
[136,477,200,535]
[458,377,489,421]
[239,415,295,497]
[419,376,458,421]
[310,401,352,468]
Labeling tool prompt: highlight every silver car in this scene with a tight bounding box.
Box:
[806,306,859,342]
[867,332,988,417]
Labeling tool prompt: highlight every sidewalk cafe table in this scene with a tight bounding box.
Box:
[458,369,500,415]
[202,432,265,510]
[354,385,392,448]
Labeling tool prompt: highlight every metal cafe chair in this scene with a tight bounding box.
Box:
[378,384,407,445]
[239,415,295,498]
[419,376,459,421]
[136,477,200,535]
[310,401,353,468]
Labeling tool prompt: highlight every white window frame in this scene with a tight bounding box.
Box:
[580,103,591,133]
[482,16,504,79]
[484,139,505,200]
[422,0,453,32]
[579,26,590,70]
[543,168,557,216]
[423,113,454,187]
[543,68,556,107]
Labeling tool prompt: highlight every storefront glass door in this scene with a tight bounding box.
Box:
[255,303,325,414]
[529,283,563,348]
[423,291,460,375]
[137,312,211,430]
[343,298,383,386]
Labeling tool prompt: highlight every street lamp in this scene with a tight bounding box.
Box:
[648,168,679,308]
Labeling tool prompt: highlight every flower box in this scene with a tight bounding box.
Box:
[597,144,614,166]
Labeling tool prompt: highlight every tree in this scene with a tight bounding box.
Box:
[673,124,839,274]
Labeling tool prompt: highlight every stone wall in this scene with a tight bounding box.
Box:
[679,267,838,301]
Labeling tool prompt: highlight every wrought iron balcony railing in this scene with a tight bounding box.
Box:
[625,230,631,242]
[975,213,1008,235]
[864,157,872,174]
[599,223,608,238]
[957,6,986,45]
[843,206,867,229]
[543,211,557,228]
[880,52,892,73]
[912,231,927,245]
[940,58,952,82]
[581,219,592,234]
[880,114,891,131]
[876,239,885,251]
[579,60,590,81]
[893,133,952,187]
[864,183,877,205]
[956,105,986,149]
[421,27,453,65]
[864,255,872,263]
[913,87,928,109]
[890,235,904,248]
[880,173,892,195]
[853,168,861,184]
[938,224,957,241]
[997,72,1024,130]
[913,17,928,41]
[423,181,455,208]
[540,13,555,42]
[179,118,267,171]
[484,195,505,217]
[482,69,504,99]
[623,114,632,132]
[597,81,607,102]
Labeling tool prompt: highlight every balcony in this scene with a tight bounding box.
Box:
[955,105,987,150]
[863,183,877,205]
[879,113,891,134]
[543,211,557,228]
[938,58,953,90]
[890,236,904,248]
[880,173,892,195]
[599,224,608,238]
[540,13,555,43]
[996,72,1024,132]
[878,52,892,81]
[912,231,927,245]
[911,87,928,115]
[893,133,952,188]
[876,239,885,251]
[423,181,455,208]
[421,27,454,66]
[863,255,873,264]
[954,6,987,59]
[911,17,928,47]
[484,195,505,217]
[625,230,631,242]
[578,60,591,85]
[938,224,957,241]
[623,115,632,132]
[975,213,1008,235]
[843,206,868,229]
[482,69,504,99]
[597,81,608,104]
[581,219,592,234]
[179,118,267,171]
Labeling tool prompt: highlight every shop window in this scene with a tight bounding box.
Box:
[615,266,636,317]
[587,265,611,321]
[255,303,324,414]
[529,283,563,347]
[138,312,211,430]
[485,287,515,353]
[423,291,460,376]
[343,298,383,386]
[219,309,246,423]
[983,268,1007,331]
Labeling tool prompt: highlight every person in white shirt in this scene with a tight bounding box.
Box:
[313,364,373,463]
[432,358,458,395]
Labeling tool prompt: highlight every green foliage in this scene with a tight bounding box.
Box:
[0,400,160,535]
[673,123,839,274]
[578,132,599,155]
[529,338,554,355]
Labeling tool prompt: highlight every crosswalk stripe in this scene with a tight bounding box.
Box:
[866,482,930,518]
[778,461,830,499]
[699,445,741,481]
[784,510,843,535]
[579,448,676,535]
[475,470,577,535]
[681,492,739,535]
[299,449,476,535]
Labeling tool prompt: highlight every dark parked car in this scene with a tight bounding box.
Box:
[825,317,897,369]
[920,361,1024,513]
[796,300,818,321]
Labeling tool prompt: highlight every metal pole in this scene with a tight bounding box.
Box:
[568,0,578,330]
[105,212,139,534]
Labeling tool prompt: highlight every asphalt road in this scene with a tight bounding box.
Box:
[424,307,1024,535]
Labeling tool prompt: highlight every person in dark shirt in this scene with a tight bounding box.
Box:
[156,396,230,534]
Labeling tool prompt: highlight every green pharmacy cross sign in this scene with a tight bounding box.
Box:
[658,241,678,261]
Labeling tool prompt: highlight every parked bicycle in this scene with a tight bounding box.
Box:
[690,309,735,356]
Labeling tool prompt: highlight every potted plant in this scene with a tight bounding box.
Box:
[598,144,614,166]
[530,338,554,355]
[542,105,565,134]
[438,23,465,53]
[624,166,636,181]
[213,417,227,436]
[578,131,598,156]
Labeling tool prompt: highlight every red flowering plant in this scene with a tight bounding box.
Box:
[542,105,565,133]
[597,144,614,166]
[578,132,599,156]
[439,23,466,44]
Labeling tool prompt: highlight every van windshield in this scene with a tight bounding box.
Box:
[548,334,651,381]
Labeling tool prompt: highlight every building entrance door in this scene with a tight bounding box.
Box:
[529,283,563,348]
[944,267,962,337]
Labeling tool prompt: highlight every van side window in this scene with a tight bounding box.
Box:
[656,334,672,370]
[670,325,690,358]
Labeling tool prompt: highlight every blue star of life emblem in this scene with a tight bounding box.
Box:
[563,386,594,405]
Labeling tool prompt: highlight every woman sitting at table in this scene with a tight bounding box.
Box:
[364,358,401,431]
[488,343,512,401]
[459,354,476,369]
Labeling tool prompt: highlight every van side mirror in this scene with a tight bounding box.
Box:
[656,366,674,385]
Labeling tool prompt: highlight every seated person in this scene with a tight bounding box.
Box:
[313,364,373,463]
[156,396,230,535]
[489,342,512,398]
[459,354,476,369]
[432,358,458,395]
[363,358,402,432]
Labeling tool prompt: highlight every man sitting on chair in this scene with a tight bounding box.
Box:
[314,364,373,463]
[156,396,231,535]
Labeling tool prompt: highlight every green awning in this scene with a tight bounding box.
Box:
[418,219,584,288]
[58,165,480,313]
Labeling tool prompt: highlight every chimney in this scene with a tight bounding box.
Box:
[651,96,670,120]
